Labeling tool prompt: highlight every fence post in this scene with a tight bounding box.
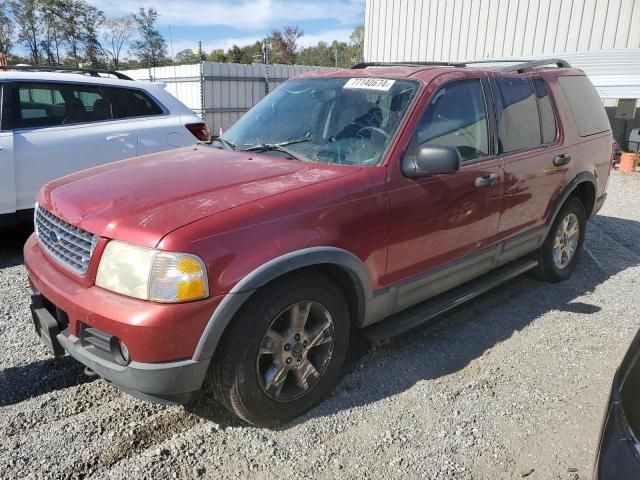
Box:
[199,41,205,121]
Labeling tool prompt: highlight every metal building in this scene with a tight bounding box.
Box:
[122,62,331,133]
[364,0,640,148]
[364,0,640,61]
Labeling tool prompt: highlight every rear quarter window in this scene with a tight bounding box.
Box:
[103,87,164,119]
[558,76,611,137]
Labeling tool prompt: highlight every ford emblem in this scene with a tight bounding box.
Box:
[49,231,60,244]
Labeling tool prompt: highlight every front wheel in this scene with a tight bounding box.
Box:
[208,272,349,427]
[533,196,586,282]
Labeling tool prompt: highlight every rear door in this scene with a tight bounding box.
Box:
[12,81,138,211]
[493,75,567,241]
[102,86,184,155]
[0,83,16,220]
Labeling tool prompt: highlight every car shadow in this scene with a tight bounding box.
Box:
[0,227,31,269]
[0,355,94,407]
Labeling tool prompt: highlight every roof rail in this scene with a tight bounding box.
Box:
[350,58,571,73]
[498,58,571,73]
[351,61,465,69]
[0,65,133,80]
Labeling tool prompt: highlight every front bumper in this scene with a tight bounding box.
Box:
[24,233,221,403]
[31,298,208,403]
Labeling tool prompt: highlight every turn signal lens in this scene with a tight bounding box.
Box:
[149,253,208,302]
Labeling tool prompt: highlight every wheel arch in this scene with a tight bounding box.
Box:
[547,172,597,226]
[192,247,372,362]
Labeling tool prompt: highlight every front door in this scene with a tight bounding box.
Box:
[385,75,503,310]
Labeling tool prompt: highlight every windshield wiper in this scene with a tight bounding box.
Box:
[210,136,237,151]
[242,138,311,160]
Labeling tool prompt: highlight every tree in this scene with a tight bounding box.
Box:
[270,25,303,65]
[174,48,201,64]
[226,44,242,64]
[11,0,41,64]
[101,15,134,69]
[349,25,364,65]
[208,49,226,63]
[0,0,14,55]
[130,7,167,68]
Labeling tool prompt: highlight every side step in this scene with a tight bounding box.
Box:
[363,258,538,341]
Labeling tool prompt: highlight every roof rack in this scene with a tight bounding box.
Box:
[350,58,571,73]
[496,58,571,73]
[0,65,133,80]
[351,61,465,69]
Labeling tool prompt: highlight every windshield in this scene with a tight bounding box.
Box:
[218,77,419,166]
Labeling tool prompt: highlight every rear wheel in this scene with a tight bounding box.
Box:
[533,196,586,282]
[208,272,349,427]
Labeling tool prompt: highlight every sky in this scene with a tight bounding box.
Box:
[90,0,366,56]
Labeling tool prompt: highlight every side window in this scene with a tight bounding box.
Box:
[494,77,541,153]
[16,84,66,128]
[16,82,114,128]
[104,87,164,119]
[533,78,557,144]
[558,75,611,137]
[415,79,489,162]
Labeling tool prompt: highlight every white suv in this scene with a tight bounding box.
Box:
[0,67,209,228]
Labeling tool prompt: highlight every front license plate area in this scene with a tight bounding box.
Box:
[31,301,66,357]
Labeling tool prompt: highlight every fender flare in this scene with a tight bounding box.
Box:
[546,171,597,226]
[192,247,372,361]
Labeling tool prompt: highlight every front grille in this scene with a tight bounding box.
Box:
[35,205,98,275]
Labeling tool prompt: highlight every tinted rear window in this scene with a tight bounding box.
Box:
[558,76,610,137]
[103,87,164,119]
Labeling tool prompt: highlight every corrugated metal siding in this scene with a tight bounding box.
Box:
[121,62,333,132]
[364,0,640,62]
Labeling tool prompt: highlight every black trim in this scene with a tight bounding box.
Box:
[548,172,597,223]
[1,65,133,80]
[364,258,539,341]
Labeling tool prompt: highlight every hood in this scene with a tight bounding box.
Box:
[40,146,358,247]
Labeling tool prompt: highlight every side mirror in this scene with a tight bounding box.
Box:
[402,143,461,178]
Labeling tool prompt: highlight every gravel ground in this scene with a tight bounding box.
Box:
[1,170,639,480]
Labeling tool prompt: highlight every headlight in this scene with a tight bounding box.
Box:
[95,240,208,302]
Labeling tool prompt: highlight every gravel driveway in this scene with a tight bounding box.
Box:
[1,171,639,480]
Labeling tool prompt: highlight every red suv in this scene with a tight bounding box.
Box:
[25,59,613,426]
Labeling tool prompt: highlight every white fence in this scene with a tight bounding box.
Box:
[121,62,335,133]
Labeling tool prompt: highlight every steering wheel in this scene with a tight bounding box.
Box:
[355,126,389,143]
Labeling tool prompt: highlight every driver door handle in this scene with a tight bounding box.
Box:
[475,173,500,189]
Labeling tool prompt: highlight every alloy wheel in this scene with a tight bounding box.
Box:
[552,212,580,269]
[256,301,335,402]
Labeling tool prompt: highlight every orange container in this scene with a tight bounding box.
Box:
[620,152,638,173]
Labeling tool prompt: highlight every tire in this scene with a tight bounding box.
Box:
[533,196,587,283]
[207,272,350,427]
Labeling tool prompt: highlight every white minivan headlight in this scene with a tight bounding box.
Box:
[95,240,209,303]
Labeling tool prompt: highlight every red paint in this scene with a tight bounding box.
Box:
[25,65,613,363]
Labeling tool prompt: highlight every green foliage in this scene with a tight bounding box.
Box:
[130,7,167,68]
[0,1,13,55]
